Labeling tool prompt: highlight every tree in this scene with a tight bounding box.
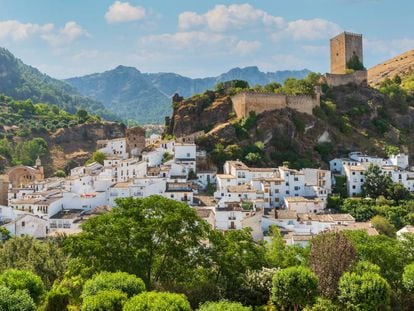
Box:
[207,228,267,301]
[240,267,279,307]
[67,196,209,289]
[386,183,410,202]
[309,232,356,298]
[272,266,319,311]
[82,271,145,298]
[88,151,106,165]
[77,109,89,122]
[0,236,67,288]
[304,298,340,311]
[338,271,391,311]
[0,285,36,311]
[14,137,48,166]
[44,285,70,311]
[198,301,252,311]
[371,215,396,237]
[123,292,191,311]
[0,269,45,304]
[362,165,392,198]
[81,290,127,311]
[54,170,66,177]
[403,263,414,291]
[266,226,308,269]
[346,54,365,71]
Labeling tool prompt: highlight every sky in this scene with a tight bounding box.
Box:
[0,0,413,79]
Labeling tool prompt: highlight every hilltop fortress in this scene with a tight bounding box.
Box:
[231,31,368,119]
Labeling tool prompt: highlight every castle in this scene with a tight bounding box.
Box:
[231,31,367,119]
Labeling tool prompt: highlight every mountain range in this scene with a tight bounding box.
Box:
[65,66,311,124]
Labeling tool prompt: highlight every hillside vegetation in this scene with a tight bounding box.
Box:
[167,74,414,170]
[0,94,124,174]
[0,48,116,120]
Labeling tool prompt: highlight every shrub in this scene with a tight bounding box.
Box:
[81,290,127,311]
[82,271,145,298]
[0,269,44,304]
[0,285,36,311]
[44,286,70,311]
[198,300,252,311]
[123,291,191,311]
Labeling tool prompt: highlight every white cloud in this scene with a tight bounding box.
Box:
[105,1,146,24]
[365,38,414,56]
[42,21,89,47]
[178,3,284,32]
[278,18,342,41]
[0,20,53,41]
[140,31,261,56]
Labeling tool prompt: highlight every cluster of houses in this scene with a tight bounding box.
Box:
[0,129,413,244]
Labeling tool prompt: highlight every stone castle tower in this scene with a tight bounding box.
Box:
[330,32,363,74]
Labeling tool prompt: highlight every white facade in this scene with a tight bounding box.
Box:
[98,138,128,159]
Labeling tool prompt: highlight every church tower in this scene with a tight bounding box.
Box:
[330,32,363,74]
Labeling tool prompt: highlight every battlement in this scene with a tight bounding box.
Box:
[231,90,320,119]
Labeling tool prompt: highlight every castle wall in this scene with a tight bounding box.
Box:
[232,91,319,119]
[325,70,367,87]
[287,95,319,115]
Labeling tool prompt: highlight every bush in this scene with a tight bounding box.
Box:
[44,286,70,311]
[0,269,45,304]
[0,285,36,311]
[198,300,252,311]
[123,292,191,311]
[82,271,145,298]
[81,290,127,311]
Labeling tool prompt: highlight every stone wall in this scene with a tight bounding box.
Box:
[325,70,367,87]
[232,91,319,119]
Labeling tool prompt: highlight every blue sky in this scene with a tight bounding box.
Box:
[0,0,412,79]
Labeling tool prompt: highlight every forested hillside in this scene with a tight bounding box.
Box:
[0,48,116,120]
[0,94,124,175]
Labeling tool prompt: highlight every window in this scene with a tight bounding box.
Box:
[186,153,190,157]
[352,172,355,175]
[21,221,25,227]
[294,177,299,181]
[352,185,356,189]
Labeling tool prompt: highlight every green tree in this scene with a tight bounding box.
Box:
[44,285,70,311]
[272,266,319,311]
[123,291,191,311]
[208,228,267,301]
[0,285,36,311]
[14,137,48,166]
[198,301,252,311]
[403,263,414,292]
[338,271,391,311]
[82,271,145,298]
[67,196,209,289]
[81,290,127,311]
[386,183,410,202]
[266,226,308,268]
[77,109,89,122]
[371,215,396,237]
[0,237,67,288]
[304,298,340,311]
[362,165,392,198]
[54,170,66,178]
[309,232,356,298]
[346,54,365,71]
[0,269,44,304]
[88,151,106,165]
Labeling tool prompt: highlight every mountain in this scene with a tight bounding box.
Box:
[66,66,310,124]
[0,47,116,120]
[65,66,171,125]
[368,49,414,86]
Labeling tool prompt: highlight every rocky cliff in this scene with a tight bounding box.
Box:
[167,83,414,170]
